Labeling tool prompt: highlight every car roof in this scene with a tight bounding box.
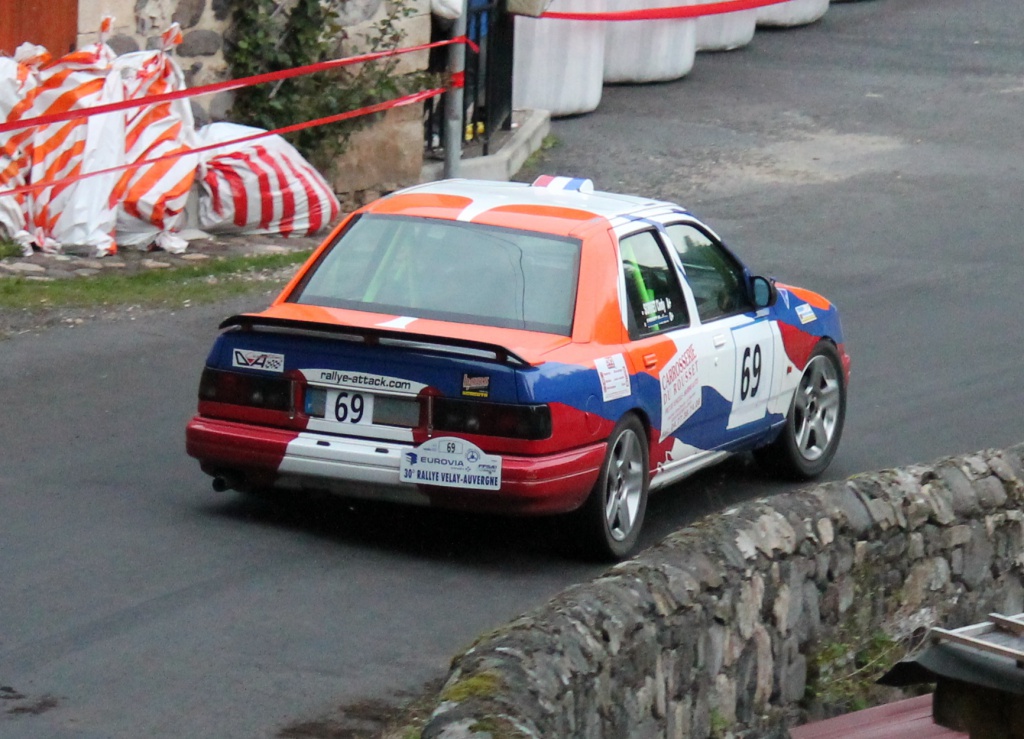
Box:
[362,178,690,237]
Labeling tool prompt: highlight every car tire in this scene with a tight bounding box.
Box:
[755,341,846,479]
[577,414,650,561]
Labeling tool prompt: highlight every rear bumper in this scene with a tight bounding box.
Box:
[186,416,605,515]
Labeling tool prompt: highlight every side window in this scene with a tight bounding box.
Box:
[666,223,751,322]
[619,230,689,338]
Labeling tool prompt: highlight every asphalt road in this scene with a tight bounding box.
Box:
[2,0,1023,736]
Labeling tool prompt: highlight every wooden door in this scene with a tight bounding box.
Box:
[1,0,79,57]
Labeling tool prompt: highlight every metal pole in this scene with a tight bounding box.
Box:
[443,0,468,178]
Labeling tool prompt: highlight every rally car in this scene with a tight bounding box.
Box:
[186,176,849,560]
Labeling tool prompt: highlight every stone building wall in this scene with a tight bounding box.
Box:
[77,0,234,120]
[75,0,431,194]
[422,444,1024,739]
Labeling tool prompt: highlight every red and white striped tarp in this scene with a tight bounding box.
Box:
[2,21,344,254]
[111,24,198,253]
[0,44,49,255]
[3,17,125,256]
[197,122,341,238]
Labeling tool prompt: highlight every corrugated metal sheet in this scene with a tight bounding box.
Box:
[789,694,967,739]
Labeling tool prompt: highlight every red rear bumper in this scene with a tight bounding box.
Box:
[186,416,605,515]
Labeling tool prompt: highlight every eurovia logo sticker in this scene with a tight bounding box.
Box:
[232,349,285,372]
[399,436,502,490]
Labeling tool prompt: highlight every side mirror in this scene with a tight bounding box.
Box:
[752,275,778,309]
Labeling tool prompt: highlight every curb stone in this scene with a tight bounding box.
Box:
[0,233,322,282]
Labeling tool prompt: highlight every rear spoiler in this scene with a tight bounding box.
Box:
[220,314,533,368]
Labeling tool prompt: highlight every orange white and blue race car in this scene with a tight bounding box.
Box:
[186,176,850,559]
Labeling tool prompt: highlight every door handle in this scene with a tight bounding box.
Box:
[643,353,658,369]
[713,334,727,348]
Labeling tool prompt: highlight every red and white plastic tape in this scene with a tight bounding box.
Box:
[0,31,466,254]
[542,0,791,21]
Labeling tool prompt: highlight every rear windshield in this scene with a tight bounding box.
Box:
[289,214,582,335]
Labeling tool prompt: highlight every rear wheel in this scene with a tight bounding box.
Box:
[577,415,650,561]
[755,341,846,479]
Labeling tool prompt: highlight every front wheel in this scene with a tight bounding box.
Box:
[755,341,846,479]
[576,415,650,561]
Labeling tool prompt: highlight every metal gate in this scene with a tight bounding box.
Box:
[425,0,515,159]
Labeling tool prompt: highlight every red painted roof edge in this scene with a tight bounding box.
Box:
[788,694,968,739]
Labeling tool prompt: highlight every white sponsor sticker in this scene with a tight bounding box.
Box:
[232,349,285,372]
[300,369,426,395]
[796,303,817,324]
[659,344,702,440]
[596,353,631,402]
[399,437,502,490]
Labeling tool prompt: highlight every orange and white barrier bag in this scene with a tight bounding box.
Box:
[5,18,124,256]
[197,122,341,238]
[111,24,198,253]
[0,44,49,255]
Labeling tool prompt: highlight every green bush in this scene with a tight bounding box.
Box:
[224,0,419,164]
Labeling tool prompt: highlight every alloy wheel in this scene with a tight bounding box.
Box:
[792,355,842,462]
[604,429,645,541]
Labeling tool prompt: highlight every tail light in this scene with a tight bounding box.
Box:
[432,398,551,440]
[198,368,293,412]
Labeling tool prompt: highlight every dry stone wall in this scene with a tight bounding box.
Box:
[78,0,429,124]
[79,0,233,118]
[74,0,431,196]
[422,444,1024,738]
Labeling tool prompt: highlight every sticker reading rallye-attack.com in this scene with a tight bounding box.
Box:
[299,369,426,395]
[399,437,502,490]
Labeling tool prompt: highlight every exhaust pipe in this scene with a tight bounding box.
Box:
[212,473,241,492]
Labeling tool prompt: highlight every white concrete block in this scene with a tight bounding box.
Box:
[757,0,830,27]
[696,3,757,52]
[603,0,697,84]
[513,0,607,117]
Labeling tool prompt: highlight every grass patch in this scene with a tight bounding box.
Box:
[802,560,918,716]
[468,717,527,738]
[0,250,312,312]
[519,134,559,174]
[709,708,731,738]
[439,671,503,703]
[806,630,904,713]
[0,236,22,259]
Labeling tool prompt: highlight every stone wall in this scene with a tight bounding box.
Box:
[78,0,234,119]
[325,104,427,210]
[421,444,1024,738]
[75,0,430,193]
